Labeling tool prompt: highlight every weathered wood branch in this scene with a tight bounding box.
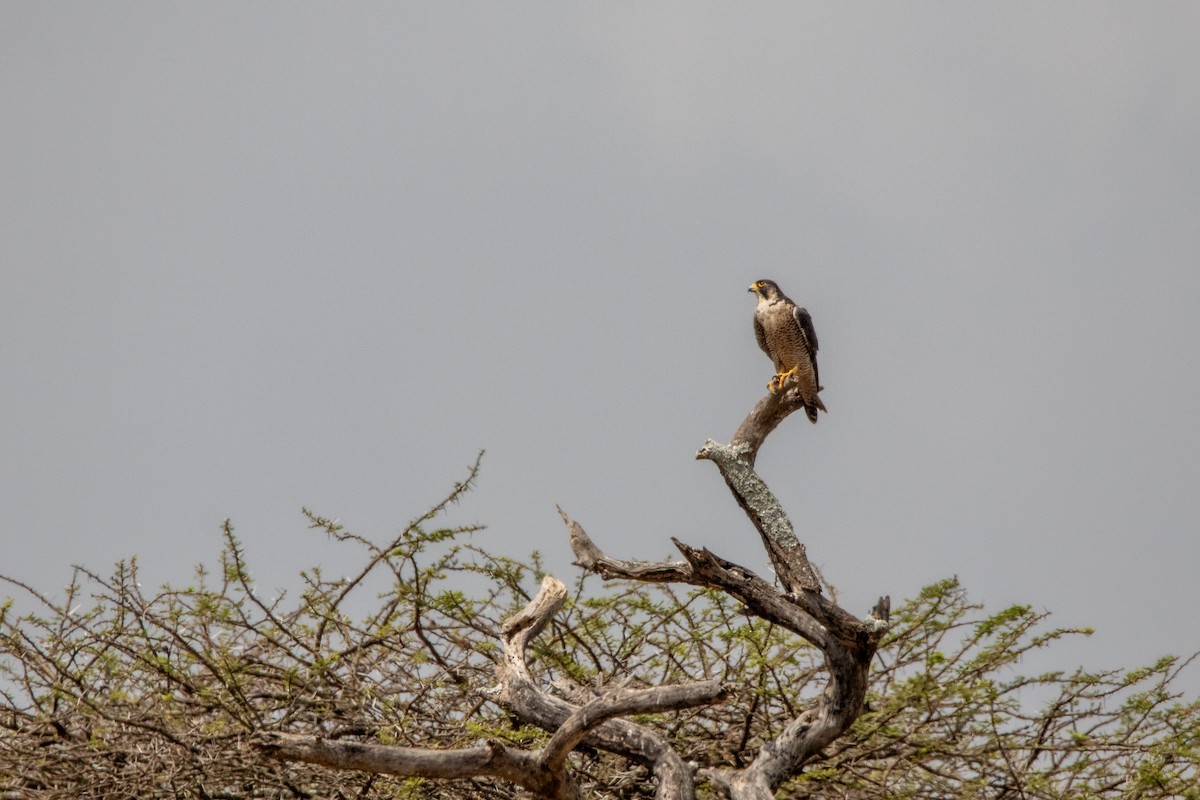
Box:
[695,439,822,594]
[568,514,889,798]
[726,385,810,467]
[543,680,732,774]
[253,733,544,790]
[568,387,890,798]
[569,518,829,650]
[498,575,720,799]
[691,385,827,596]
[256,574,724,800]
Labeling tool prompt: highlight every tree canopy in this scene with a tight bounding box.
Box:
[2,457,1196,798]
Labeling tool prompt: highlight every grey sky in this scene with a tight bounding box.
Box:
[3,4,1198,690]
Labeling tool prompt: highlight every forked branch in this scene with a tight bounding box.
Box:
[256,575,728,800]
[570,390,890,799]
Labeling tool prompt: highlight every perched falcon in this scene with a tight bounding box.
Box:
[749,279,826,423]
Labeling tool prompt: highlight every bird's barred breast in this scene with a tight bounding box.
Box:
[762,306,810,369]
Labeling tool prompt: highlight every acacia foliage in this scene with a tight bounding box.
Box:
[1,472,1196,799]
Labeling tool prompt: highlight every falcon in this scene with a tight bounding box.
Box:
[749,279,826,423]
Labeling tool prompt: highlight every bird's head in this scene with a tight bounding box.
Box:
[749,280,781,300]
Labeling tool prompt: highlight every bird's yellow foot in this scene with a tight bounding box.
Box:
[768,368,799,393]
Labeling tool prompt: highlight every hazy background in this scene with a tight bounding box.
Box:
[3,4,1198,689]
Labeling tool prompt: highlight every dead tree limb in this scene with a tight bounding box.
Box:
[727,385,810,468]
[256,574,728,799]
[254,733,545,789]
[496,575,729,799]
[570,391,890,799]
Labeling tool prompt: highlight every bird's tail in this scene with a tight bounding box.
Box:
[806,392,827,424]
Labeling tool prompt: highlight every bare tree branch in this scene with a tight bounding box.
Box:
[542,681,731,774]
[568,386,891,798]
[695,439,822,595]
[568,521,829,651]
[256,575,727,799]
[727,386,810,467]
[254,733,541,787]
[496,575,712,799]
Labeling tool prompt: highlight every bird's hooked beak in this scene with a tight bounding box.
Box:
[748,283,759,294]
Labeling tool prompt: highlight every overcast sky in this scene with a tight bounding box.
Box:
[3,4,1198,691]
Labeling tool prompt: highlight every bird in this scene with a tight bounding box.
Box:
[748,279,826,423]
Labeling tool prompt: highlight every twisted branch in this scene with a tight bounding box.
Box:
[256,575,728,799]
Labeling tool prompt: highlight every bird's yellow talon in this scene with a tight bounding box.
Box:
[767,369,797,394]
